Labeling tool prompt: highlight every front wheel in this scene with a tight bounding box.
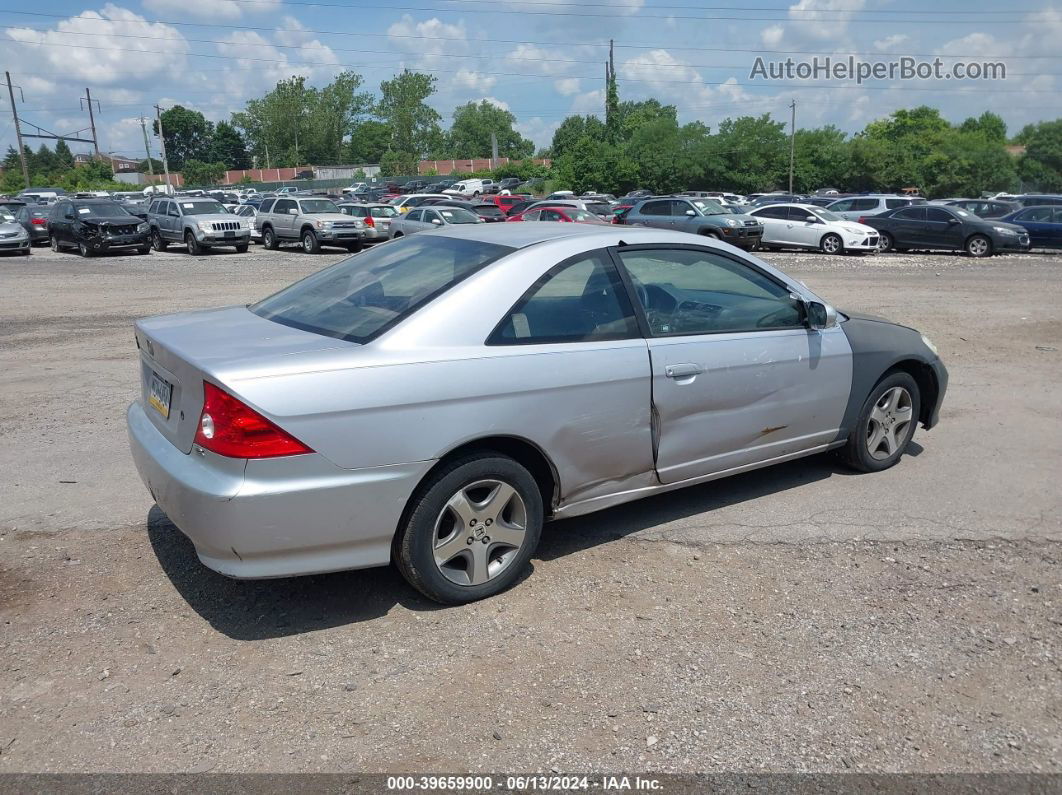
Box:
[840,371,921,473]
[347,238,364,253]
[78,241,93,258]
[301,229,320,254]
[966,234,992,258]
[235,243,249,254]
[151,229,167,252]
[394,454,543,604]
[185,232,202,255]
[821,233,844,255]
[137,246,150,255]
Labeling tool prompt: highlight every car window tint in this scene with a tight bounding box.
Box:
[260,198,276,213]
[851,199,878,211]
[640,200,671,216]
[885,199,909,209]
[828,199,852,212]
[406,209,422,222]
[893,206,925,221]
[618,247,802,336]
[1021,207,1054,222]
[253,236,513,344]
[753,206,786,219]
[926,208,954,222]
[490,252,638,345]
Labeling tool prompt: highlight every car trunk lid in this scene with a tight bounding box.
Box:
[135,306,349,453]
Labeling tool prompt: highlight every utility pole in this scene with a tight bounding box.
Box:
[154,104,172,189]
[138,116,154,176]
[5,71,29,188]
[81,88,100,156]
[788,99,796,195]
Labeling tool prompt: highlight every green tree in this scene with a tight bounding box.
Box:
[616,99,677,144]
[711,114,788,193]
[605,40,620,143]
[208,121,249,170]
[1017,119,1062,192]
[379,150,418,177]
[2,145,21,172]
[446,100,533,159]
[234,72,372,167]
[923,130,1017,196]
[960,111,1007,143]
[138,157,164,173]
[549,115,606,160]
[35,144,56,174]
[347,120,390,163]
[181,159,227,186]
[154,105,213,170]
[376,70,442,163]
[54,139,75,170]
[791,126,851,193]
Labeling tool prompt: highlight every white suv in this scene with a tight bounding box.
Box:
[443,179,495,197]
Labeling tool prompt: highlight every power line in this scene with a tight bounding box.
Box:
[2,10,1057,60]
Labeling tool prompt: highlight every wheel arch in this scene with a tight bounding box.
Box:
[884,359,939,428]
[964,231,993,254]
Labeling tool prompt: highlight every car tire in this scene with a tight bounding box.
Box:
[137,246,150,255]
[185,231,202,256]
[702,231,720,240]
[301,229,321,254]
[347,240,363,253]
[392,231,403,238]
[965,234,992,258]
[262,227,278,250]
[821,233,844,255]
[235,243,249,254]
[78,241,93,258]
[151,230,167,252]
[394,454,544,605]
[840,370,921,473]
[50,235,61,252]
[877,231,894,252]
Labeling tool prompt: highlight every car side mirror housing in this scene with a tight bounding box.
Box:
[685,209,696,216]
[804,300,838,330]
[431,218,442,225]
[947,217,960,225]
[289,208,299,215]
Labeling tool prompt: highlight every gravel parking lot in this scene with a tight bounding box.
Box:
[0,243,1059,773]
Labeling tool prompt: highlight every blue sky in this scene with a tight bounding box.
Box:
[1,0,1060,161]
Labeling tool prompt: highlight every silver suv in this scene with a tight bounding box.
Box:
[147,197,251,255]
[825,195,923,221]
[256,196,367,253]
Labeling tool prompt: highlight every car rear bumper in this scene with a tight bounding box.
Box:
[127,400,435,579]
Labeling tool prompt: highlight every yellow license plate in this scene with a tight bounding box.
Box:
[148,371,172,419]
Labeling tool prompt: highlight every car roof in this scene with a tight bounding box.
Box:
[431,220,679,249]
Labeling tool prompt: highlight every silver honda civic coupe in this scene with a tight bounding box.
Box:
[128,223,947,603]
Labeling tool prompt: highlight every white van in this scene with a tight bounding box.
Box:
[443,178,495,197]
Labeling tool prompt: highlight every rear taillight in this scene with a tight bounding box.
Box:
[363,215,375,227]
[194,382,313,459]
[31,217,46,225]
[857,217,865,224]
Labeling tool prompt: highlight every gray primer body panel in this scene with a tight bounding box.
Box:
[837,313,948,441]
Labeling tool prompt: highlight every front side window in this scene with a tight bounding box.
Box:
[274,199,295,214]
[437,207,479,224]
[490,252,638,345]
[253,236,514,344]
[1019,207,1053,222]
[618,247,802,336]
[926,208,955,222]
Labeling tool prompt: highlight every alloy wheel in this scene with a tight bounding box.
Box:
[866,386,913,461]
[967,236,990,257]
[432,479,528,587]
[822,234,842,254]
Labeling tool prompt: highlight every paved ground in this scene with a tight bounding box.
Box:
[0,243,1059,773]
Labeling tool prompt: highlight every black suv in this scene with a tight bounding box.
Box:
[48,199,150,257]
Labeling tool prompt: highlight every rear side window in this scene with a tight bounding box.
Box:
[753,206,787,219]
[252,236,514,344]
[489,251,638,345]
[259,198,276,213]
[640,201,671,216]
[850,199,878,211]
[885,199,910,209]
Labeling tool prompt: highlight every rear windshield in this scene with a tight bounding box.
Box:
[371,206,398,218]
[251,235,514,343]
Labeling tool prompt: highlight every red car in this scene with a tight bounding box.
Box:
[487,193,533,214]
[506,206,609,224]
[610,203,635,224]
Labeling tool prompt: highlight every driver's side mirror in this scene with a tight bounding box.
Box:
[430,218,442,225]
[685,209,696,216]
[289,208,299,215]
[947,217,960,225]
[804,300,838,330]
[804,216,820,224]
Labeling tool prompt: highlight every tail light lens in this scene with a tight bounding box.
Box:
[857,217,865,224]
[363,215,375,227]
[194,382,313,458]
[31,217,47,225]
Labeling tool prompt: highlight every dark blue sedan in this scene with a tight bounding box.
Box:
[999,206,1062,249]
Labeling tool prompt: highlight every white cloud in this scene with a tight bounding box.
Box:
[516,117,559,150]
[761,26,784,47]
[453,69,497,93]
[554,78,581,96]
[570,89,605,115]
[506,43,575,77]
[5,4,188,85]
[143,0,279,20]
[479,97,510,111]
[873,34,910,53]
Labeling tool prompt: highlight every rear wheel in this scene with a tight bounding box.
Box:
[185,231,202,255]
[262,227,278,250]
[151,229,167,252]
[821,233,844,255]
[394,454,543,604]
[877,231,894,252]
[965,234,992,258]
[78,241,93,258]
[841,371,921,473]
[347,238,364,253]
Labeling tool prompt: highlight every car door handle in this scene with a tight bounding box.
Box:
[665,363,704,379]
